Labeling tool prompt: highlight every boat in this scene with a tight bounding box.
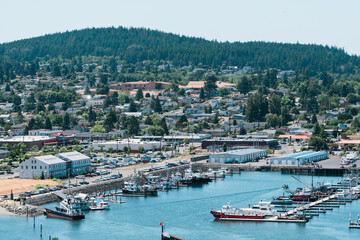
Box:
[89,201,110,210]
[206,169,225,179]
[270,196,293,205]
[220,167,231,175]
[290,187,317,201]
[349,215,360,228]
[122,181,158,196]
[179,169,210,186]
[210,201,277,220]
[44,198,85,220]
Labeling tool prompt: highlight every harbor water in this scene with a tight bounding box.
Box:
[1,172,360,240]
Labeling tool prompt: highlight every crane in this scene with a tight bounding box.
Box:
[292,175,312,189]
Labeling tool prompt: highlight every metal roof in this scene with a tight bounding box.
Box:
[33,155,65,165]
[56,151,90,162]
[211,148,266,156]
[272,151,327,160]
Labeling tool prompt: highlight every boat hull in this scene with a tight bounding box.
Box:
[122,189,158,196]
[44,208,84,220]
[210,210,264,220]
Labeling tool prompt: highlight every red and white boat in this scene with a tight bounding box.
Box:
[210,202,277,220]
[290,187,315,201]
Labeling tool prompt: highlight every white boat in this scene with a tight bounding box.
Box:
[220,167,231,175]
[89,201,110,210]
[206,169,225,179]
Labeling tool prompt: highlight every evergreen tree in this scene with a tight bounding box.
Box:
[204,76,217,96]
[268,94,281,115]
[213,111,220,124]
[151,96,162,113]
[45,117,52,130]
[5,83,10,91]
[222,143,227,152]
[311,114,318,124]
[62,113,71,130]
[88,106,96,123]
[144,116,153,125]
[236,76,251,94]
[126,116,140,135]
[246,93,268,122]
[199,88,205,100]
[136,88,144,101]
[111,92,119,105]
[160,118,169,135]
[128,101,138,112]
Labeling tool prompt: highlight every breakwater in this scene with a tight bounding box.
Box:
[0,201,44,216]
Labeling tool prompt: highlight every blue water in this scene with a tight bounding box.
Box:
[1,172,360,240]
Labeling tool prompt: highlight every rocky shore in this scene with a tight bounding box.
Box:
[0,201,44,217]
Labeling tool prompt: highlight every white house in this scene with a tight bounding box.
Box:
[56,151,91,175]
[19,155,67,179]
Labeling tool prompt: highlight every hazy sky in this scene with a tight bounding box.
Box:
[1,0,360,55]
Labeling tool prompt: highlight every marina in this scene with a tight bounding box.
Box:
[2,172,360,239]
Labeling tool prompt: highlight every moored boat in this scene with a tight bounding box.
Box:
[349,215,360,228]
[89,201,110,210]
[44,198,85,220]
[122,181,158,196]
[271,196,293,205]
[210,201,277,220]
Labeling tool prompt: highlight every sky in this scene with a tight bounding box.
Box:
[1,0,360,55]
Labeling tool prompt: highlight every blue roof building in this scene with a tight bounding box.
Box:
[270,151,328,166]
[209,149,267,163]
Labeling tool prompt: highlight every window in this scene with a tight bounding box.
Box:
[34,166,36,169]
[21,166,23,169]
[31,166,33,169]
[26,166,28,169]
[40,166,42,169]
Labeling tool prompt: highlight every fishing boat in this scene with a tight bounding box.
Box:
[89,201,110,210]
[270,196,293,205]
[122,181,158,196]
[290,188,317,201]
[210,201,277,220]
[44,198,85,220]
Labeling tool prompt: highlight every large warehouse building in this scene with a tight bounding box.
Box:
[270,151,328,166]
[209,149,267,163]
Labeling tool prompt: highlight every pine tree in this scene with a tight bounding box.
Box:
[199,88,205,100]
[160,118,169,135]
[45,117,52,130]
[136,88,144,101]
[128,101,138,112]
[62,113,71,130]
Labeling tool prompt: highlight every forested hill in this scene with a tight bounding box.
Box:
[0,26,359,75]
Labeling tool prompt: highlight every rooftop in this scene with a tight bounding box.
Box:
[33,155,65,165]
[211,148,266,156]
[56,151,90,161]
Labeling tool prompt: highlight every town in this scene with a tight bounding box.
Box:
[1,17,360,239]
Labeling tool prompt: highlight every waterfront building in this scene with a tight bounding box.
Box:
[269,151,328,166]
[209,149,267,163]
[19,155,67,179]
[202,139,279,151]
[56,151,91,175]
